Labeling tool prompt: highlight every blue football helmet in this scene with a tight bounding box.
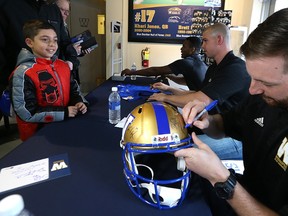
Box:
[120,102,193,209]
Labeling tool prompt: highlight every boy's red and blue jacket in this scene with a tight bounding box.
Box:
[10,48,87,140]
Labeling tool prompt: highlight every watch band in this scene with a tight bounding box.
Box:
[214,169,237,200]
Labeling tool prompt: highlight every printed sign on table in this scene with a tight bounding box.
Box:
[0,154,71,194]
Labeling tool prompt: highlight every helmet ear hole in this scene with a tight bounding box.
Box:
[138,107,143,114]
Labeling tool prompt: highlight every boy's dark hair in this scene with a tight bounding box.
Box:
[23,19,57,39]
[185,36,202,53]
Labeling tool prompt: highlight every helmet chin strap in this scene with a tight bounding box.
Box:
[140,183,181,207]
[177,156,186,171]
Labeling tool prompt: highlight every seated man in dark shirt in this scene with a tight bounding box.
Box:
[148,23,251,160]
[121,36,207,91]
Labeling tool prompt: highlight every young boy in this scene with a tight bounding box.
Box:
[10,19,88,141]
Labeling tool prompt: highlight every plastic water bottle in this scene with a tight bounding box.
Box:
[131,62,137,80]
[109,87,121,124]
[0,194,34,216]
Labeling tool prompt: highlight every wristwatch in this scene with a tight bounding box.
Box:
[214,169,237,199]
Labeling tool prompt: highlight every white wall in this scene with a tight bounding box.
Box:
[106,0,181,79]
[105,0,123,78]
[105,0,263,79]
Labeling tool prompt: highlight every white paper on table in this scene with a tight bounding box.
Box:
[222,160,244,174]
[167,78,189,91]
[0,158,49,193]
[0,153,70,194]
[167,78,188,114]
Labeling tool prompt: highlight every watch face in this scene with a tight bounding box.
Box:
[215,183,233,199]
[214,169,237,200]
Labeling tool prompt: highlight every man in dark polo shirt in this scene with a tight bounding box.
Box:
[148,23,250,160]
[121,36,207,91]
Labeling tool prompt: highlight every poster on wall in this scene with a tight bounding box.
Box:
[128,0,227,44]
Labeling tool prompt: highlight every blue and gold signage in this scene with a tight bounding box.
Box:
[128,0,226,44]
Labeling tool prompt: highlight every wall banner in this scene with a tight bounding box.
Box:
[128,0,226,44]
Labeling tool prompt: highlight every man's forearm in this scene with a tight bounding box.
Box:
[228,183,278,216]
[162,91,210,108]
[149,90,212,111]
[137,66,171,76]
[168,87,192,95]
[162,94,191,108]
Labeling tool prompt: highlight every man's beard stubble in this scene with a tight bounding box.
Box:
[262,94,288,109]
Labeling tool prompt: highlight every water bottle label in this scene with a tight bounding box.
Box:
[109,101,120,110]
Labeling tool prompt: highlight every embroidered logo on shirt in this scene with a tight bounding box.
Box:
[275,137,288,171]
[254,117,264,127]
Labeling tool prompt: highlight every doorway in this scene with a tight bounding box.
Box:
[69,0,106,93]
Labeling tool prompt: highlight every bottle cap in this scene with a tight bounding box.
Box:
[0,194,25,216]
[112,87,118,92]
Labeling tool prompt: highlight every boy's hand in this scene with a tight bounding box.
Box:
[68,106,78,117]
[76,102,87,114]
